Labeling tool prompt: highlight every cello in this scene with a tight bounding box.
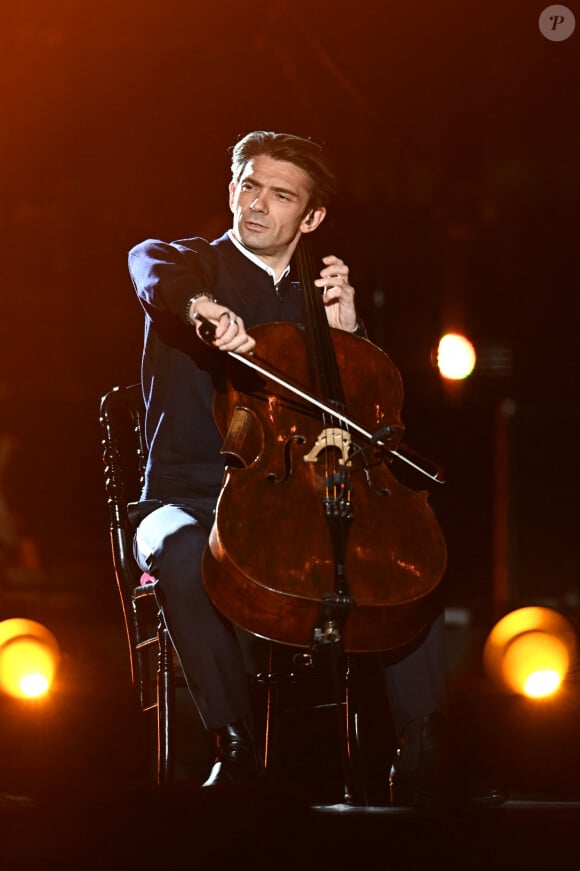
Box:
[201,239,447,654]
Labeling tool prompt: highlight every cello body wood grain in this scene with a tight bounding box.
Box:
[202,321,447,653]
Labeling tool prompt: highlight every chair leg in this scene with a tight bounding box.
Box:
[325,642,355,804]
[262,643,285,772]
[157,622,175,785]
[343,656,369,805]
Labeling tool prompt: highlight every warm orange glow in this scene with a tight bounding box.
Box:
[0,619,60,699]
[501,630,568,698]
[484,607,577,699]
[437,333,476,380]
[524,670,561,698]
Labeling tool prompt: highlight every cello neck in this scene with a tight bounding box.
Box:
[295,238,346,410]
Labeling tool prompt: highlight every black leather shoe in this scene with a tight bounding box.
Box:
[202,717,263,787]
[389,712,448,809]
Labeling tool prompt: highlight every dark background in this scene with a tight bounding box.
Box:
[0,0,579,806]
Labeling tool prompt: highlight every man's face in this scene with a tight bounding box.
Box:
[229,154,325,265]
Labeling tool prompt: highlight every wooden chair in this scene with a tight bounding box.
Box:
[99,383,176,785]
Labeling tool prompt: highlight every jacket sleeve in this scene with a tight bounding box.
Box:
[128,237,216,324]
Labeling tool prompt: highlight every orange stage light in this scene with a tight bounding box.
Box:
[483,607,577,699]
[436,332,476,380]
[0,618,60,700]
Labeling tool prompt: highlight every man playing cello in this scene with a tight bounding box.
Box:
[128,130,448,805]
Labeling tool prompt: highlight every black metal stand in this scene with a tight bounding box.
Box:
[310,596,359,805]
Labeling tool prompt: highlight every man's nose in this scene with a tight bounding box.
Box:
[249,194,267,212]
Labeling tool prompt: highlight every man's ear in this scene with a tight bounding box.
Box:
[228,181,236,212]
[300,206,326,234]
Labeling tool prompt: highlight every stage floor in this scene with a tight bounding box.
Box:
[2,785,580,870]
[2,558,580,868]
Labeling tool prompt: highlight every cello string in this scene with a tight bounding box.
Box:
[297,239,346,407]
[295,240,331,496]
[296,239,346,500]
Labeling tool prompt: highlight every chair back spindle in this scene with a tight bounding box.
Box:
[99,384,175,785]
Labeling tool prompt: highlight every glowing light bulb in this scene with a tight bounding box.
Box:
[484,607,577,699]
[0,619,60,699]
[437,333,476,380]
[524,670,561,699]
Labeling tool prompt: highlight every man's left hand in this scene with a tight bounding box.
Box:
[314,255,358,333]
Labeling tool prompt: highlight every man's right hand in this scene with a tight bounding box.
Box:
[189,296,256,354]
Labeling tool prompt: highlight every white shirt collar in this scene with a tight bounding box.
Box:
[227,229,290,284]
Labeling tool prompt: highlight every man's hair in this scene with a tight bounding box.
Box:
[230,131,336,210]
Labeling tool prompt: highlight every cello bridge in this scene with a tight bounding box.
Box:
[303,427,352,466]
